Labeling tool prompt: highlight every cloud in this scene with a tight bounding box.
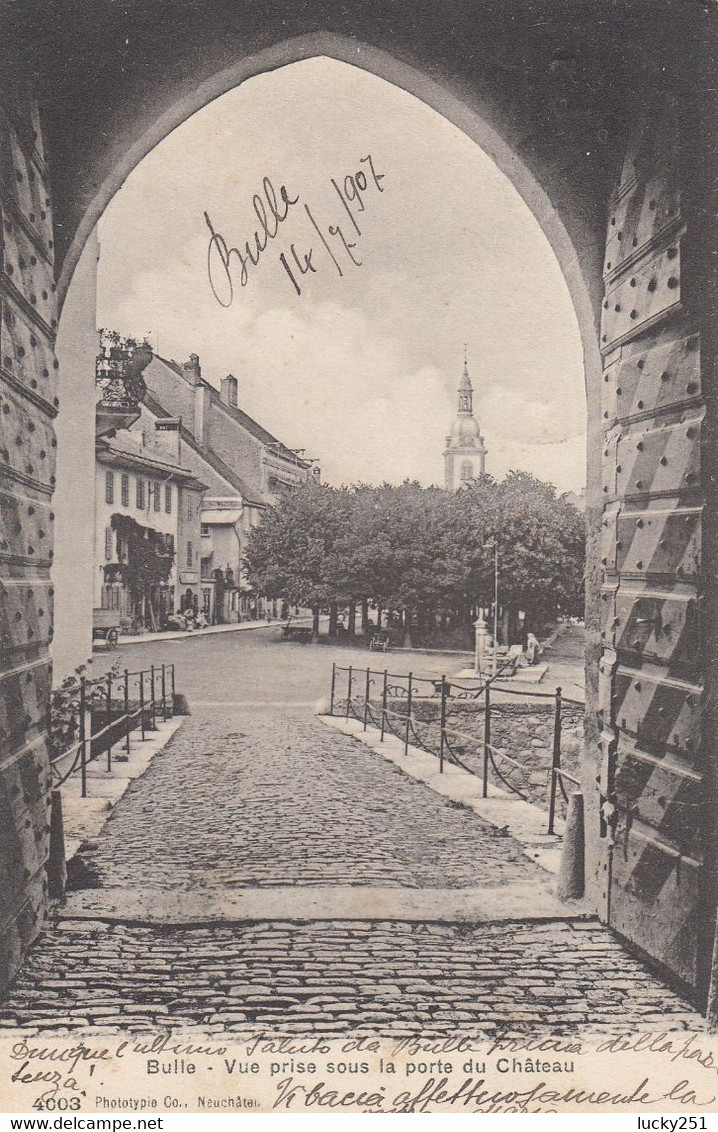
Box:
[96,57,586,493]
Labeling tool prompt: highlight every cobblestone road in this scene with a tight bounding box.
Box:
[0,920,701,1035]
[0,632,705,1035]
[71,707,540,890]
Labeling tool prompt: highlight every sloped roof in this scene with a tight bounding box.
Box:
[155,353,311,469]
[201,508,242,525]
[141,388,267,508]
[96,435,207,491]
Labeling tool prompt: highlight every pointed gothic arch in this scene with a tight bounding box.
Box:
[0,7,715,1009]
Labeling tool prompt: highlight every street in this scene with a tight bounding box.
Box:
[0,628,702,1035]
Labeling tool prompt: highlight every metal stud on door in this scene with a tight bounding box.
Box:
[0,90,58,990]
[597,105,708,998]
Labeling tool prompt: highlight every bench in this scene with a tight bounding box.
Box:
[369,633,390,652]
[281,623,314,643]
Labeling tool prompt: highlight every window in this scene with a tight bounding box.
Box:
[105,470,114,504]
[187,496,193,521]
[186,540,194,569]
[136,477,145,509]
[460,461,474,482]
[102,585,126,613]
[153,480,161,512]
[165,483,172,513]
[201,523,210,537]
[121,473,130,507]
[104,527,113,560]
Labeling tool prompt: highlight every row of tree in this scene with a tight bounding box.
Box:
[244,472,585,646]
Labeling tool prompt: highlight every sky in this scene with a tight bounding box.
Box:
[96,57,586,493]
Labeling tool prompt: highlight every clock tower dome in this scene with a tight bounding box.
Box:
[444,350,487,491]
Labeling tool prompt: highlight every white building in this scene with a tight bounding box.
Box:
[94,427,206,631]
[444,355,487,490]
[134,354,318,623]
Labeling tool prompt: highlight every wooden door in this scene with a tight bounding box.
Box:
[597,105,708,994]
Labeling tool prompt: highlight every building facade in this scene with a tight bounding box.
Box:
[134,353,317,621]
[444,356,487,491]
[141,357,317,501]
[94,429,206,631]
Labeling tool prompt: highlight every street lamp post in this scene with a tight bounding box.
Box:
[483,541,499,675]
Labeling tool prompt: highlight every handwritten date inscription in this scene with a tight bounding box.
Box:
[204,155,385,303]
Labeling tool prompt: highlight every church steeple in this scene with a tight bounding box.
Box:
[444,348,487,491]
[458,347,473,414]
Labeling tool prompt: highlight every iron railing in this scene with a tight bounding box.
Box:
[50,662,176,796]
[328,661,584,834]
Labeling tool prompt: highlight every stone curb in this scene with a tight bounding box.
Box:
[60,883,591,925]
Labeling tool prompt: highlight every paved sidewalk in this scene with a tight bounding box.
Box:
[104,616,314,648]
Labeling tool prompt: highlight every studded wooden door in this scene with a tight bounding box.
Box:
[0,82,57,989]
[598,106,707,994]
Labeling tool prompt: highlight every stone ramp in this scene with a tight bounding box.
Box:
[70,709,549,891]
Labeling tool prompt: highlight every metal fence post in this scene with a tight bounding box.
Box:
[124,669,131,755]
[161,663,168,721]
[150,664,157,731]
[439,675,447,774]
[482,681,491,798]
[170,663,176,712]
[329,663,336,716]
[380,670,388,742]
[106,673,113,772]
[139,671,146,740]
[345,665,353,721]
[79,676,87,798]
[363,667,371,731]
[548,685,562,835]
[404,672,413,755]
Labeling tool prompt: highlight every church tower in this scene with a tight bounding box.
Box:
[444,351,487,491]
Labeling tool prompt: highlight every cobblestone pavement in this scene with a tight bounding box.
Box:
[71,707,541,890]
[1,632,703,1034]
[0,920,702,1034]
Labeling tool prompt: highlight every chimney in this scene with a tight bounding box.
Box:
[153,418,181,463]
[194,384,210,446]
[182,353,202,385]
[221,374,238,408]
[180,355,209,445]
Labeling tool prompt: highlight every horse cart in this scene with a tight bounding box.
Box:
[93,608,120,649]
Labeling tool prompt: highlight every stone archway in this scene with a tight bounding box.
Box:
[0,7,715,1007]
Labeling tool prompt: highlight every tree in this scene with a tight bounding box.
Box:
[463,471,585,637]
[243,472,585,645]
[244,481,347,639]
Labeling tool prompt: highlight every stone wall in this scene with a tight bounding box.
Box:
[379,696,584,819]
